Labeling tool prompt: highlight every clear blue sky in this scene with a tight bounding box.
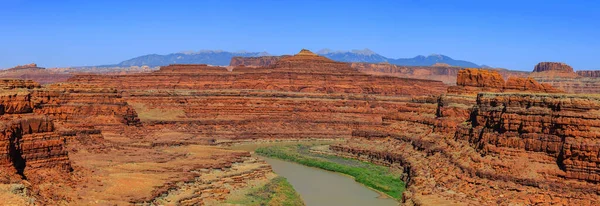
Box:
[1,0,598,71]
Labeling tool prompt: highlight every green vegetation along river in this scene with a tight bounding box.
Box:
[232,142,403,206]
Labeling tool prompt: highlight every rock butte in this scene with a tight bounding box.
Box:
[0,50,599,205]
[528,62,600,93]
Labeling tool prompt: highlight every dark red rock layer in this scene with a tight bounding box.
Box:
[533,62,575,73]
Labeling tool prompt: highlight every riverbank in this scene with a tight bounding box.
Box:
[255,144,405,200]
[224,176,304,206]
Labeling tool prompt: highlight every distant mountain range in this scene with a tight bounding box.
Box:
[317,49,481,68]
[100,49,483,68]
[99,50,271,67]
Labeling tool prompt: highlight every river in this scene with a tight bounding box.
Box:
[231,142,398,206]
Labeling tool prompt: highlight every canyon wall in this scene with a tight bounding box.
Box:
[457,93,600,182]
[66,50,448,143]
[0,116,71,176]
[330,68,598,205]
[0,50,451,204]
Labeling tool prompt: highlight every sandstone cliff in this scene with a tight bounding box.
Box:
[330,90,600,205]
[0,116,71,176]
[457,93,600,183]
[449,68,563,94]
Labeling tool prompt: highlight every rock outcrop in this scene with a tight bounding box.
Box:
[457,93,600,183]
[6,63,42,71]
[0,116,71,175]
[456,68,505,88]
[528,62,600,93]
[449,68,563,94]
[533,62,575,73]
[35,83,141,126]
[504,77,563,93]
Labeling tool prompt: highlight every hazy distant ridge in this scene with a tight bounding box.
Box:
[100,50,270,67]
[101,49,482,67]
[317,49,481,68]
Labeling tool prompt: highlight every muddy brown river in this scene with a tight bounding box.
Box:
[231,142,398,206]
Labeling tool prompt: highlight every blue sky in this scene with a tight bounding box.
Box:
[0,0,598,71]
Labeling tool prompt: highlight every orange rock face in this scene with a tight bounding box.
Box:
[0,116,71,175]
[504,77,564,93]
[458,93,600,183]
[449,68,564,94]
[456,68,505,88]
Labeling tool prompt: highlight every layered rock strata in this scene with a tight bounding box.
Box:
[0,116,71,175]
[449,68,563,94]
[4,50,600,205]
[0,50,451,204]
[458,93,600,183]
[533,62,575,73]
[228,55,530,85]
[329,70,599,205]
[529,62,600,93]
